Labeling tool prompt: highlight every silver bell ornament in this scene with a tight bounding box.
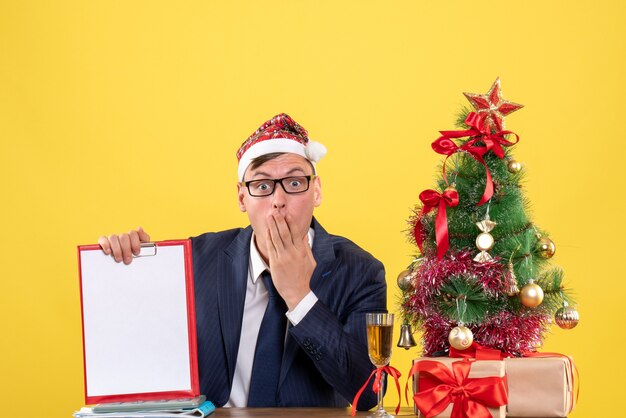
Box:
[397,322,418,349]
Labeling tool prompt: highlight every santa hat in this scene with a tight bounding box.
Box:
[236,113,327,181]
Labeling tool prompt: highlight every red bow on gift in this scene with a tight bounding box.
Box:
[413,188,459,259]
[351,365,402,416]
[406,359,508,418]
[433,112,520,206]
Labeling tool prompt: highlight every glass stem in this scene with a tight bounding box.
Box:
[377,371,385,413]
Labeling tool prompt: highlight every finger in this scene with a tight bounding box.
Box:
[137,226,151,242]
[304,235,316,265]
[129,230,141,256]
[302,233,313,256]
[108,234,123,263]
[302,232,310,250]
[273,213,294,246]
[98,236,112,255]
[267,213,285,252]
[265,227,279,261]
[118,233,134,264]
[294,224,311,250]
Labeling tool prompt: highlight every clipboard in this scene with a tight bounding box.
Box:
[77,240,200,404]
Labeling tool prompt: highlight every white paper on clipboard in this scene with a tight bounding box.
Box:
[78,240,199,404]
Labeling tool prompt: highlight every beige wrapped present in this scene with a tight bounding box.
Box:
[505,356,576,417]
[410,357,507,418]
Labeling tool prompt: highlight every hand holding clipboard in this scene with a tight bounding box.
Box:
[97,226,151,265]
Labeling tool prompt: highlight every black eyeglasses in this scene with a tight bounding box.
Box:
[241,175,316,197]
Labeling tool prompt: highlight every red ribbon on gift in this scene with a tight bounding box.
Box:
[405,359,508,418]
[450,345,579,408]
[351,365,402,416]
[433,112,520,206]
[413,188,459,259]
[449,342,506,361]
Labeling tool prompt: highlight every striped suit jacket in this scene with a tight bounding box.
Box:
[191,218,387,410]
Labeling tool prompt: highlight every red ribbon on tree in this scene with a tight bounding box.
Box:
[405,359,508,418]
[433,112,520,206]
[413,188,459,259]
[431,136,492,207]
[351,365,402,416]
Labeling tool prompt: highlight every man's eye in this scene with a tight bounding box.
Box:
[256,182,271,190]
[289,180,302,187]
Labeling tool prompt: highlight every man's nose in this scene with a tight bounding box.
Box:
[272,183,287,208]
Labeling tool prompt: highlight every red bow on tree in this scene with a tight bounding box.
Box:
[432,112,519,206]
[413,188,459,259]
[406,359,508,418]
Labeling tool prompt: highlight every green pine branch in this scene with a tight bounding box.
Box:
[437,275,502,324]
[535,267,575,313]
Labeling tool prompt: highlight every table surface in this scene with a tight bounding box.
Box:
[212,407,416,417]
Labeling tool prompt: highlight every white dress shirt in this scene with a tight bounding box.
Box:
[224,228,318,407]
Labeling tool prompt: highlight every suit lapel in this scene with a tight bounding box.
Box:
[279,218,336,387]
[217,226,253,387]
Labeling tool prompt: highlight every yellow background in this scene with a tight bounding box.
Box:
[1,1,623,416]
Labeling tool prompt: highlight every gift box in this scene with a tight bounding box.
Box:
[410,357,507,418]
[505,356,576,417]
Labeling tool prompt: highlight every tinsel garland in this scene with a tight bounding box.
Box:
[474,310,549,356]
[406,250,506,311]
[420,310,549,356]
[402,249,551,356]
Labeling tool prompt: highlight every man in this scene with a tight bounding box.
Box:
[98,114,386,409]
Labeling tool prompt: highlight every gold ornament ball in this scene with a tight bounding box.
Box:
[520,282,544,307]
[555,306,580,329]
[448,325,474,350]
[537,237,556,259]
[397,270,413,291]
[445,185,458,194]
[507,160,522,173]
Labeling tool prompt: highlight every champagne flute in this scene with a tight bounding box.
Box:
[365,312,394,418]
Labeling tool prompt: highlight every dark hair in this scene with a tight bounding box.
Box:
[249,152,286,170]
[249,152,315,172]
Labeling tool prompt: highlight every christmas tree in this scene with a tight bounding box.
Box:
[398,78,579,357]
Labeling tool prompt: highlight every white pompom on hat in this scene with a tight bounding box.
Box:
[236,113,327,181]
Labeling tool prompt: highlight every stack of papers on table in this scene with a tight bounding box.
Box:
[73,400,215,418]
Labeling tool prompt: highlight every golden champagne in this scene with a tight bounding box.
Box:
[367,324,393,366]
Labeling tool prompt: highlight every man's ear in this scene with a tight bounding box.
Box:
[313,176,322,207]
[237,183,247,212]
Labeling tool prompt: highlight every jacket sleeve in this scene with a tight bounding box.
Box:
[287,257,387,411]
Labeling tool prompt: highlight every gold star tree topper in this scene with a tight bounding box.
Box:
[463,77,524,131]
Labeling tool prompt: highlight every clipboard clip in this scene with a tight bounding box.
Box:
[132,242,157,258]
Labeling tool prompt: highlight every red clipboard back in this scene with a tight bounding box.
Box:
[78,239,199,404]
